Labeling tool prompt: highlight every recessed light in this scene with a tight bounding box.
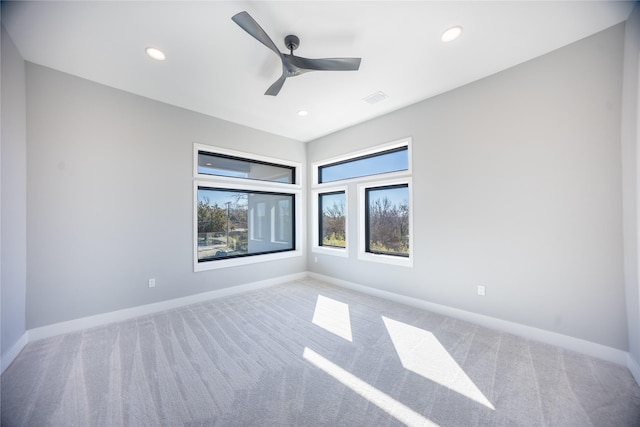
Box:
[441,26,463,43]
[145,47,166,61]
[297,110,308,117]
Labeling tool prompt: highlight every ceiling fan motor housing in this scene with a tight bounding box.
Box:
[285,34,300,52]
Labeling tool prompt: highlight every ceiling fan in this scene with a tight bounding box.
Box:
[231,11,362,96]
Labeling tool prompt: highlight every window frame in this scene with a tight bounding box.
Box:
[358,178,413,267]
[193,143,302,272]
[318,146,409,184]
[312,187,349,258]
[312,137,411,188]
[195,143,302,191]
[197,151,296,184]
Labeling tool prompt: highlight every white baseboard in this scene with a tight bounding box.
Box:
[9,270,638,388]
[28,272,307,342]
[1,331,28,374]
[309,272,630,367]
[628,354,640,386]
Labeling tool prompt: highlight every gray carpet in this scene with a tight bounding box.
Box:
[2,278,639,426]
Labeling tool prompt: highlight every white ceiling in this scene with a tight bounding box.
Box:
[2,1,635,142]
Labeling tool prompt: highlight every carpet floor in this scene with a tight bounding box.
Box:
[2,278,640,426]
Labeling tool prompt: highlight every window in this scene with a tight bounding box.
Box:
[319,191,346,248]
[359,179,413,267]
[312,137,412,265]
[197,188,294,262]
[194,144,301,271]
[197,151,295,184]
[312,187,348,257]
[317,145,408,184]
[365,184,409,257]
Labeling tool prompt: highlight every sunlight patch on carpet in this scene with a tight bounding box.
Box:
[382,316,495,410]
[303,347,439,426]
[312,295,353,341]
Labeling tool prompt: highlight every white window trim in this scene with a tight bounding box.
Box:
[312,186,349,258]
[194,143,302,190]
[193,142,303,272]
[358,177,413,268]
[312,137,412,188]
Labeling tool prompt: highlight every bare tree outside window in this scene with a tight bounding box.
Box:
[366,185,409,257]
[320,192,346,248]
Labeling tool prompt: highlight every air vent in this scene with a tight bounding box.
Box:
[363,91,388,105]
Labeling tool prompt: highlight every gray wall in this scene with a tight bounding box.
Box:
[25,63,306,329]
[1,25,27,356]
[622,3,640,366]
[307,24,628,350]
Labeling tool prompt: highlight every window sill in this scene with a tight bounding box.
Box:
[194,250,303,272]
[312,245,349,258]
[357,251,413,267]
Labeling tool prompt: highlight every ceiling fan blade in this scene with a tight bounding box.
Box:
[286,55,361,71]
[231,11,282,58]
[265,73,288,96]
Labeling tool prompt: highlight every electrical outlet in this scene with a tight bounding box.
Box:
[477,285,486,296]
[314,257,318,263]
[148,278,156,288]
